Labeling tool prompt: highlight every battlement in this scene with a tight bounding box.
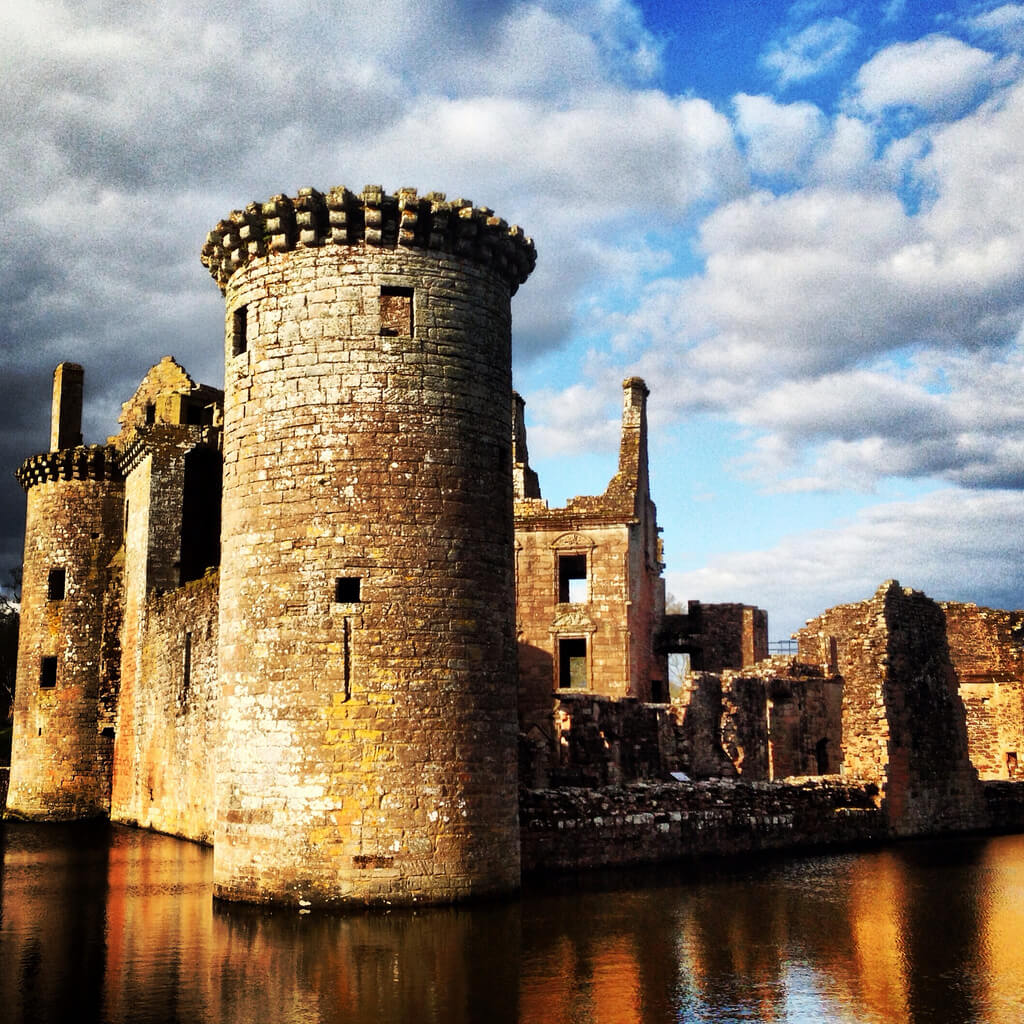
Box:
[201,185,537,294]
[16,445,123,490]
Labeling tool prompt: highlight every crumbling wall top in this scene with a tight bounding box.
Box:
[201,185,536,294]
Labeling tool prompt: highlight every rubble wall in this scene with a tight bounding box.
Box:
[942,603,1024,779]
[798,582,984,836]
[520,778,884,872]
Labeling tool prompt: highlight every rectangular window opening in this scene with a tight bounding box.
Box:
[183,632,192,693]
[144,403,156,425]
[558,638,588,690]
[380,286,414,336]
[334,576,361,603]
[232,304,248,357]
[47,568,66,601]
[40,656,58,688]
[558,554,587,604]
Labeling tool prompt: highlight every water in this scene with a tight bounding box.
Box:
[3,822,1024,1024]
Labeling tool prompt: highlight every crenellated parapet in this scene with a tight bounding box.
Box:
[16,445,123,490]
[201,185,536,293]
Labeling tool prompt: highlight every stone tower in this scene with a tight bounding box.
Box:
[7,365,125,819]
[201,185,535,906]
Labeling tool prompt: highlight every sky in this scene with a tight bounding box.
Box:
[2,0,1023,639]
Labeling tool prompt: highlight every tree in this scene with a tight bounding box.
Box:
[0,568,21,725]
[665,593,690,700]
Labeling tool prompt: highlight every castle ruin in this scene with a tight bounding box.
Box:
[8,184,1024,904]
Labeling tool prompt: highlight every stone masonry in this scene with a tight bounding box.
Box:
[207,187,533,907]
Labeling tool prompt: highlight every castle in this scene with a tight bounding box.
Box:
[8,185,1024,906]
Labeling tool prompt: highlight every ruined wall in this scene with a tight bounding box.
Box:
[697,604,769,672]
[515,377,666,730]
[533,692,684,788]
[767,674,843,778]
[112,418,221,821]
[7,450,124,819]
[797,582,983,836]
[207,186,534,907]
[516,524,637,724]
[520,778,883,873]
[942,603,1024,779]
[672,672,738,778]
[110,574,218,842]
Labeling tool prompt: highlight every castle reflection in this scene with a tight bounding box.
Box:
[3,823,1024,1024]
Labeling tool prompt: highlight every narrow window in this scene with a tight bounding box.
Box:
[335,577,361,603]
[47,568,66,601]
[816,738,830,775]
[380,286,413,336]
[1008,751,1019,777]
[183,632,192,695]
[144,403,156,425]
[558,638,587,689]
[558,554,587,604]
[232,304,248,357]
[40,656,58,688]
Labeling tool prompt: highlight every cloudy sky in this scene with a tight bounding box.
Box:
[2,0,1023,638]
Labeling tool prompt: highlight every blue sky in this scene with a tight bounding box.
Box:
[2,0,1023,638]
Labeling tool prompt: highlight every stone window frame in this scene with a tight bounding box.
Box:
[379,284,415,338]
[47,567,66,601]
[333,576,362,604]
[230,303,249,359]
[39,655,58,689]
[555,634,591,691]
[551,533,595,607]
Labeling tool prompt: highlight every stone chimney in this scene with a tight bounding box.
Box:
[50,362,84,451]
[512,391,541,500]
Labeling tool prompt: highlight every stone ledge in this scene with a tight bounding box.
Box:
[16,445,123,490]
[201,185,536,294]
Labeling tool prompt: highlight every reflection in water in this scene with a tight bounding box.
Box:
[3,822,1024,1023]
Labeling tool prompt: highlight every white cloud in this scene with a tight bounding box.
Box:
[852,34,1019,117]
[525,383,621,457]
[733,94,829,179]
[761,17,860,87]
[966,4,1024,49]
[668,488,1024,639]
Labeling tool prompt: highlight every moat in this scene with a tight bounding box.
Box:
[3,823,1024,1024]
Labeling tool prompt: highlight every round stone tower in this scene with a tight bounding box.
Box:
[202,185,535,906]
[6,364,125,820]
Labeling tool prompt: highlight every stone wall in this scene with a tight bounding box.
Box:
[797,582,984,836]
[672,672,738,778]
[658,601,768,673]
[942,602,1024,779]
[700,603,769,672]
[520,778,884,873]
[112,411,221,822]
[516,524,637,721]
[110,573,218,842]
[529,692,684,788]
